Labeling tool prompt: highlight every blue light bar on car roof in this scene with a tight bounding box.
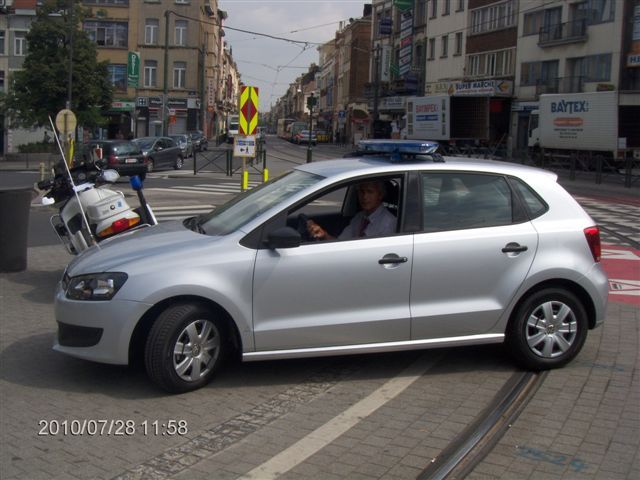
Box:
[357,139,440,155]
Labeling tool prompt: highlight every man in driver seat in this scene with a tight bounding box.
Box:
[306,180,396,240]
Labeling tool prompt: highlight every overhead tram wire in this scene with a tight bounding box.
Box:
[172,0,564,61]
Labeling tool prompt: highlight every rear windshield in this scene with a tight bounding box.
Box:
[112,143,140,155]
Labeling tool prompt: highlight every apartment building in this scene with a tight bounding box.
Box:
[82,0,233,139]
[334,12,372,142]
[0,0,38,154]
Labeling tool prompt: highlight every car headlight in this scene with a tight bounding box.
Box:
[65,273,128,301]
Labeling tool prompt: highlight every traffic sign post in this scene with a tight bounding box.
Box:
[55,109,77,166]
[237,86,260,191]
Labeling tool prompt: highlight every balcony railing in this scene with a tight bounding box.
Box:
[536,76,585,95]
[539,20,587,46]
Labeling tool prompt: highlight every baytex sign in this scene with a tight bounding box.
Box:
[239,86,259,136]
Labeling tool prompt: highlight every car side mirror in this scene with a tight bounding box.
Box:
[266,227,301,249]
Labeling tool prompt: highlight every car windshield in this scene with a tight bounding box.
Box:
[196,170,323,236]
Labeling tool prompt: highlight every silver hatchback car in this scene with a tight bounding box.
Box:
[54,140,608,393]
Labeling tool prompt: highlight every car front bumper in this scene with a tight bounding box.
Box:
[53,285,152,365]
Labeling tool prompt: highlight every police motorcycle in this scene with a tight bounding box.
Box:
[38,150,156,255]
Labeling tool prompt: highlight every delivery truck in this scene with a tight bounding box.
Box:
[528,91,640,162]
[405,96,489,142]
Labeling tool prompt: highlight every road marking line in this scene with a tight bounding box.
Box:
[146,187,230,195]
[239,352,442,480]
[152,205,214,211]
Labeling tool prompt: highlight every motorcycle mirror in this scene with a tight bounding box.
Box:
[100,170,120,183]
[41,196,55,206]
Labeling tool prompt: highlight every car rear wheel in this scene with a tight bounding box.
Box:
[174,156,184,170]
[145,302,226,393]
[507,288,588,370]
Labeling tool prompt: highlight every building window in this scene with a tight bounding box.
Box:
[108,64,127,91]
[521,60,559,86]
[441,35,448,58]
[0,71,4,92]
[145,19,159,45]
[454,32,463,55]
[456,0,465,12]
[428,37,436,60]
[0,31,5,55]
[443,0,451,16]
[175,20,187,46]
[173,61,186,88]
[84,21,128,48]
[430,0,437,18]
[523,11,543,36]
[14,32,27,56]
[416,0,426,25]
[568,53,612,82]
[577,0,615,25]
[470,0,516,35]
[467,48,515,77]
[144,60,157,87]
[174,0,189,4]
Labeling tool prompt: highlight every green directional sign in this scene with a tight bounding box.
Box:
[127,51,140,88]
[394,0,414,12]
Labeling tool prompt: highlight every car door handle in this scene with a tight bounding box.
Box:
[502,242,528,253]
[378,254,408,265]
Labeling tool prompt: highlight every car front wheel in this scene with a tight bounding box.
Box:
[174,155,184,170]
[145,302,226,393]
[507,288,588,370]
[146,159,154,173]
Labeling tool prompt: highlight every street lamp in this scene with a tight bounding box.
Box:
[306,92,316,163]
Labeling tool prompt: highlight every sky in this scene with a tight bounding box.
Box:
[218,0,369,112]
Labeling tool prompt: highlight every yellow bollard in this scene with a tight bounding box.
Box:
[39,162,46,181]
[242,170,249,192]
[263,168,269,183]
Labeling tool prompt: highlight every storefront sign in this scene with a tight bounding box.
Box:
[127,51,140,88]
[379,96,407,111]
[628,54,640,67]
[398,9,413,76]
[379,16,392,35]
[111,100,135,111]
[380,45,392,82]
[511,101,538,112]
[425,80,513,96]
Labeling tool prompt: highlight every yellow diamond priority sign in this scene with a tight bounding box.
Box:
[238,86,259,136]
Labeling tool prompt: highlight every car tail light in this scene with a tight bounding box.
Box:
[97,216,140,238]
[108,154,117,166]
[584,226,601,262]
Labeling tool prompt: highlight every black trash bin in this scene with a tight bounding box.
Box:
[0,187,33,272]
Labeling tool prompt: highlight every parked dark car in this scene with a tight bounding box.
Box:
[188,130,208,152]
[79,140,147,177]
[133,136,184,172]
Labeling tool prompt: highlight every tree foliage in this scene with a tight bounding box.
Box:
[1,0,112,129]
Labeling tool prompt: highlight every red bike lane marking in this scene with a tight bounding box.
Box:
[601,245,640,306]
